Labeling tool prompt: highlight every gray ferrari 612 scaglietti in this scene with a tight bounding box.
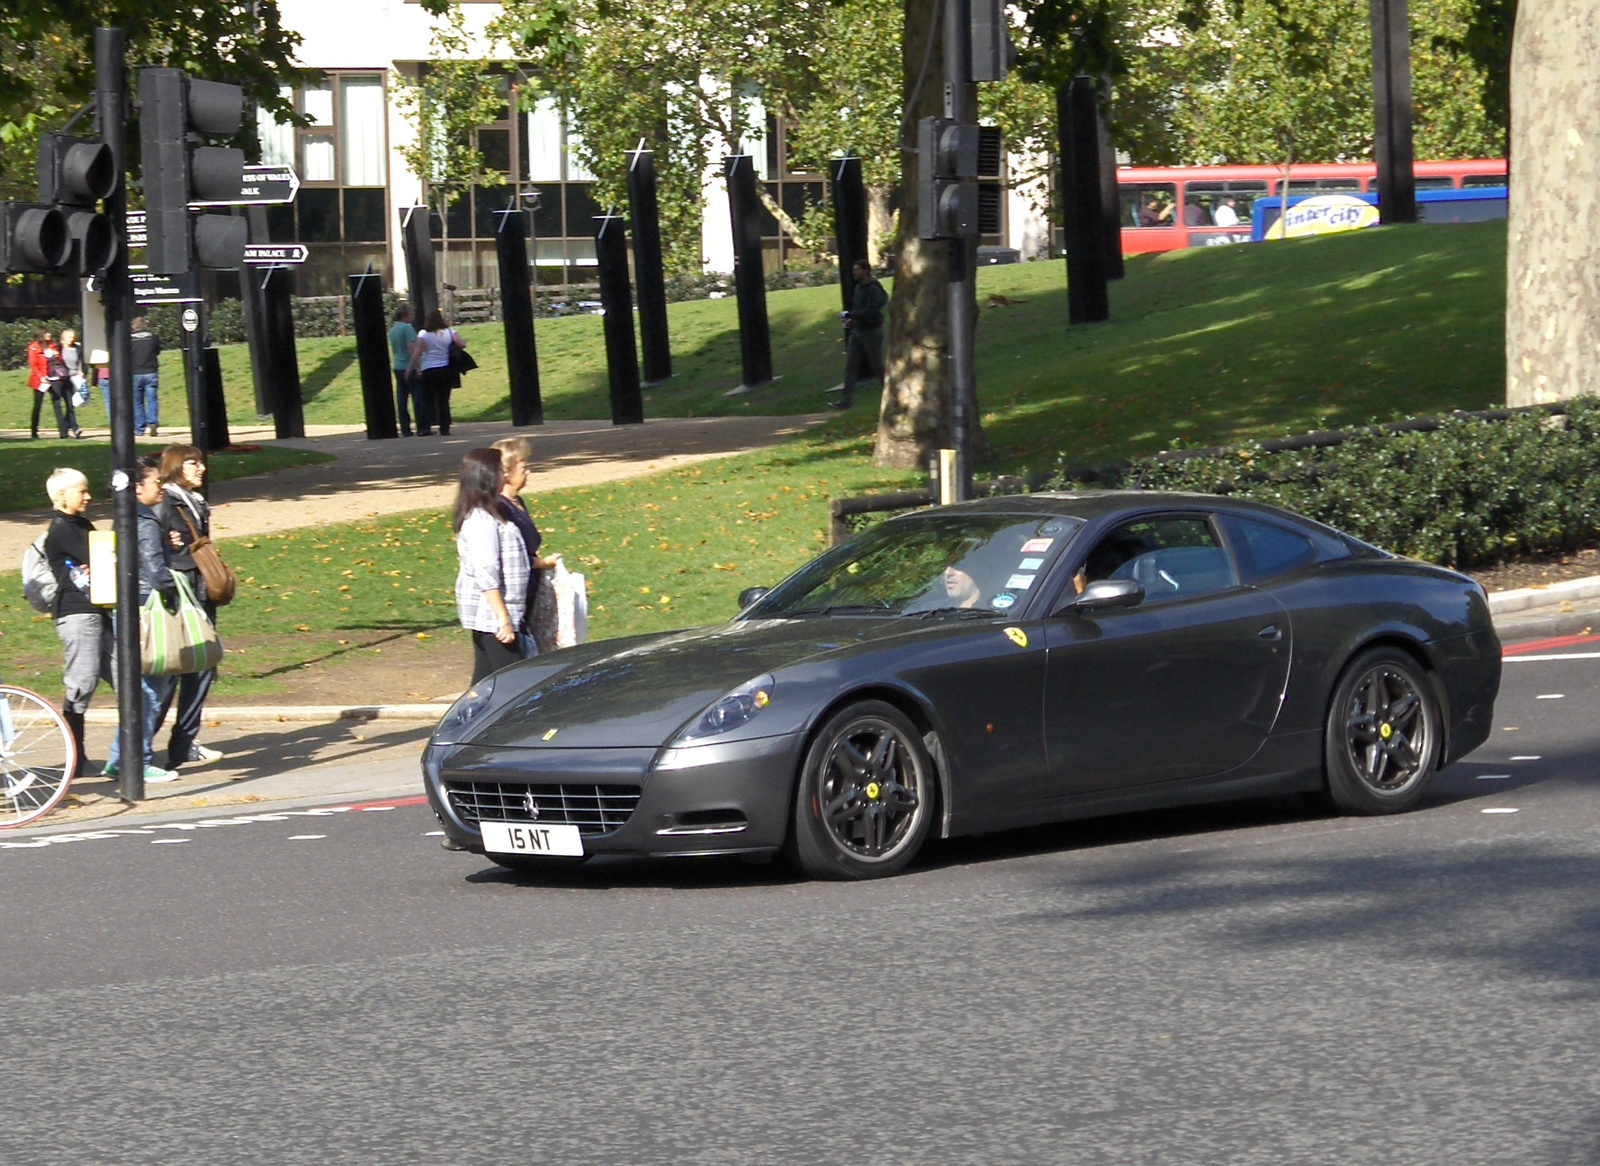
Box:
[423,492,1501,880]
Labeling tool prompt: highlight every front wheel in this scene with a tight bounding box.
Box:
[1323,648,1442,815]
[787,700,935,880]
[0,685,76,829]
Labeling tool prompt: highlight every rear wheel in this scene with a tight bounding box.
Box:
[788,700,934,880]
[1323,648,1441,814]
[0,685,76,830]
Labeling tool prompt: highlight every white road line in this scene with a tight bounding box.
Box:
[1536,694,1565,700]
[151,838,190,844]
[1503,652,1600,662]
[286,834,326,841]
[1510,755,1541,761]
[2,800,416,851]
[423,830,444,837]
[359,806,394,812]
[1476,774,1512,781]
[1482,807,1520,814]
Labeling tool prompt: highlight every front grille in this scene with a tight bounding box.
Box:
[445,781,640,837]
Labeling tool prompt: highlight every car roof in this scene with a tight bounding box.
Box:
[917,490,1253,522]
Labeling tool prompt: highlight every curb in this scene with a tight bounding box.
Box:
[1487,573,1600,616]
[82,703,451,725]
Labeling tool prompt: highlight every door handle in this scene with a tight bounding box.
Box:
[1257,624,1282,640]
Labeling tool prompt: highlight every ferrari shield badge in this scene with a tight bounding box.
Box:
[1004,627,1028,648]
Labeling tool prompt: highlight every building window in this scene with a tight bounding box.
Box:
[341,76,387,187]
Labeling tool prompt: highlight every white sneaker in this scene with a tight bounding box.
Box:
[144,765,180,783]
[186,744,224,764]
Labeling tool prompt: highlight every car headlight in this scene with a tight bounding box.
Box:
[434,675,497,742]
[678,675,774,742]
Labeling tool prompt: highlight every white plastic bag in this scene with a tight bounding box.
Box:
[552,560,588,649]
[70,373,89,408]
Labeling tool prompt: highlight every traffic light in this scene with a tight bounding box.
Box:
[917,120,1004,240]
[970,0,1016,82]
[0,203,70,273]
[139,67,248,273]
[37,132,117,274]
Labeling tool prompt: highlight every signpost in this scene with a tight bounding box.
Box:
[243,243,308,265]
[190,163,299,207]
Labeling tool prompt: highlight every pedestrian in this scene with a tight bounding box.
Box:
[59,327,88,421]
[129,315,162,437]
[388,302,422,437]
[156,444,224,769]
[42,466,114,779]
[409,309,465,436]
[491,436,561,657]
[453,448,531,683]
[26,328,52,439]
[45,333,83,440]
[829,259,888,410]
[104,455,180,784]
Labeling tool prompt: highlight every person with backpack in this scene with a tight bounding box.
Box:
[104,456,180,783]
[42,467,113,778]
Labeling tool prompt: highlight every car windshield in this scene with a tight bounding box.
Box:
[748,513,1082,618]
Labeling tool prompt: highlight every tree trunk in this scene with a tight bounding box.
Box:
[873,0,988,471]
[866,187,892,265]
[1505,0,1600,405]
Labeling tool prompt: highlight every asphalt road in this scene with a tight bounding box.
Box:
[3,648,1597,1165]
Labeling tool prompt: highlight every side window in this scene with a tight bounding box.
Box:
[1118,182,1177,229]
[1078,516,1237,602]
[1222,515,1316,583]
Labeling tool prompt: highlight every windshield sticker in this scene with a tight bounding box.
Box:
[1005,573,1036,590]
[1021,538,1053,553]
[990,592,1016,610]
[1004,627,1029,648]
[1018,557,1043,571]
[1040,522,1064,534]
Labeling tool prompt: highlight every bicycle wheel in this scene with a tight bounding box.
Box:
[0,685,76,829]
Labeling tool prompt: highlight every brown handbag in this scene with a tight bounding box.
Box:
[176,507,237,606]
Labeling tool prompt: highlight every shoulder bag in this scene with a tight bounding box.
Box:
[141,574,224,676]
[177,507,237,606]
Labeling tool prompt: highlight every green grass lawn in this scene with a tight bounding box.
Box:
[0,432,915,698]
[0,439,332,514]
[0,220,1514,699]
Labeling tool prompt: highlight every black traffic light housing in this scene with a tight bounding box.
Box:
[0,203,70,272]
[37,132,117,274]
[917,119,1004,240]
[970,0,1016,82]
[139,67,248,273]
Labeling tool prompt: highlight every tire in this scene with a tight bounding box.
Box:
[787,700,935,880]
[0,685,76,830]
[1323,647,1442,815]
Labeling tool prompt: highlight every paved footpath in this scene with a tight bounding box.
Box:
[0,414,826,566]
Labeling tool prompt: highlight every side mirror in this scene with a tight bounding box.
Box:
[737,587,770,610]
[1070,578,1144,613]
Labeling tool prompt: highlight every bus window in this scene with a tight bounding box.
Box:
[1185,181,1268,227]
[1118,183,1177,228]
[1287,178,1361,194]
[1462,174,1508,188]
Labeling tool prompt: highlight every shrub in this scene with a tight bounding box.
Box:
[1047,398,1600,567]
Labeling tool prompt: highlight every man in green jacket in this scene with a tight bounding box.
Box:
[830,259,889,410]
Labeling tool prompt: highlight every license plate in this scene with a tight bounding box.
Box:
[479,820,584,857]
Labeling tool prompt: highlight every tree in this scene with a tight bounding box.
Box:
[392,2,506,272]
[1504,0,1600,406]
[0,2,306,199]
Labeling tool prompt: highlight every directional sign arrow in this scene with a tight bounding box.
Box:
[189,164,301,207]
[242,243,309,266]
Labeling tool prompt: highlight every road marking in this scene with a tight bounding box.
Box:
[151,838,190,844]
[359,806,394,812]
[1481,807,1519,814]
[1503,633,1600,657]
[423,830,444,837]
[1510,755,1541,761]
[287,834,326,840]
[1503,653,1600,662]
[1476,774,1511,781]
[1536,693,1565,700]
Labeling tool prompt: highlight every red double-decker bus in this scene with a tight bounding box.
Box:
[1115,159,1507,254]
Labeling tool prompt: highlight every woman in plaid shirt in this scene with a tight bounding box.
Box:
[453,449,532,682]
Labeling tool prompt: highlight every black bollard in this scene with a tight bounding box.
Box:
[626,148,672,386]
[349,269,398,439]
[830,155,869,313]
[400,205,439,323]
[1095,102,1125,281]
[262,266,304,439]
[1059,78,1110,325]
[495,206,543,425]
[202,346,230,449]
[594,211,643,425]
[236,206,275,416]
[725,155,772,390]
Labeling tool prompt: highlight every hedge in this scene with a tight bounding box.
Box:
[1046,397,1600,567]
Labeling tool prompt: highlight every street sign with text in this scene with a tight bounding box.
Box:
[132,268,202,305]
[189,163,300,207]
[243,242,308,265]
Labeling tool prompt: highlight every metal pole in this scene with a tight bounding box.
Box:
[182,294,211,455]
[98,27,143,804]
[943,0,974,500]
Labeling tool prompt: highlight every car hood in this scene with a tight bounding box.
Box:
[464,617,915,749]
